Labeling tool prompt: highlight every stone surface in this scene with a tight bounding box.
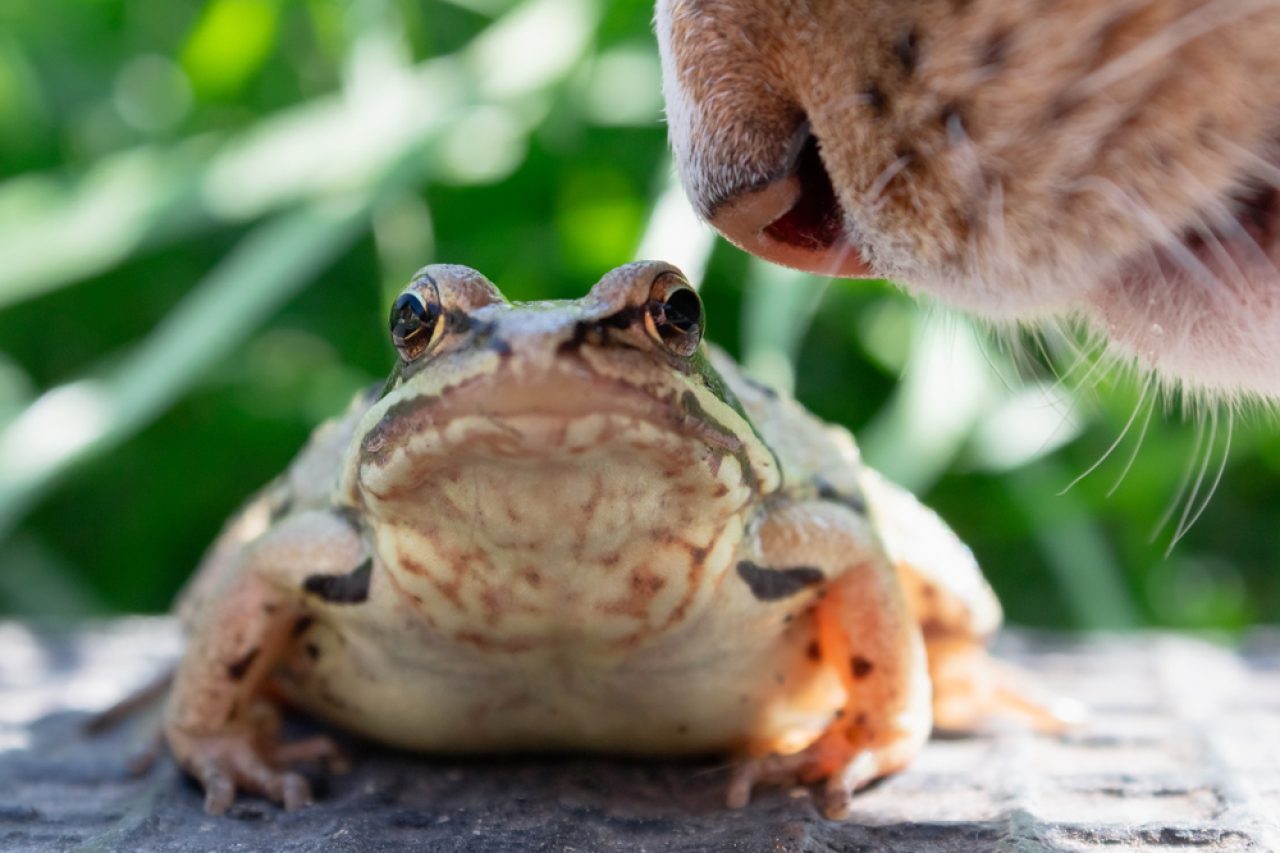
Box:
[2,620,1279,852]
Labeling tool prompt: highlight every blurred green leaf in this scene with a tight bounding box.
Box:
[967,383,1083,473]
[182,0,283,99]
[0,194,372,540]
[860,313,1005,493]
[0,536,103,620]
[739,262,828,395]
[1009,463,1138,629]
[0,0,599,310]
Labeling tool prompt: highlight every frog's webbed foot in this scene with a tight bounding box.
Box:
[180,731,312,814]
[169,723,347,815]
[173,697,348,814]
[727,728,917,819]
[929,638,1086,734]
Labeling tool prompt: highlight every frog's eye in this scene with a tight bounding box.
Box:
[644,273,703,357]
[390,285,444,361]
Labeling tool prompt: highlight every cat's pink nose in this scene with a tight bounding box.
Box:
[708,135,871,278]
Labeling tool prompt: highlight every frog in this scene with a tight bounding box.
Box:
[165,261,1069,819]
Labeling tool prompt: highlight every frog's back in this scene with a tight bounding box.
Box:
[706,345,866,500]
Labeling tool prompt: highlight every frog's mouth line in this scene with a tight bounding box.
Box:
[358,367,749,483]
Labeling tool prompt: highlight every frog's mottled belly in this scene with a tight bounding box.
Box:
[274,574,842,755]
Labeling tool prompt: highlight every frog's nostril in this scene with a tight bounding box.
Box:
[708,133,870,278]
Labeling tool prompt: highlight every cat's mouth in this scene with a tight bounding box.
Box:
[708,131,870,277]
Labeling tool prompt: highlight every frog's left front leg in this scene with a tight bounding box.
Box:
[729,502,932,820]
[166,509,364,814]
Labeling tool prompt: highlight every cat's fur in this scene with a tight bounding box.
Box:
[656,0,1280,400]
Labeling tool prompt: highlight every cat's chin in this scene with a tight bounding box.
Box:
[1089,182,1280,399]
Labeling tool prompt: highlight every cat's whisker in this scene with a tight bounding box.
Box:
[819,235,867,279]
[1217,140,1280,188]
[1107,382,1158,497]
[1027,325,1062,383]
[1180,162,1280,284]
[1172,405,1218,550]
[1059,372,1153,495]
[1043,323,1106,391]
[863,155,914,211]
[1079,176,1218,284]
[1186,210,1251,296]
[1151,410,1206,543]
[972,322,1021,395]
[1166,403,1230,553]
[1066,334,1119,398]
[1071,0,1278,101]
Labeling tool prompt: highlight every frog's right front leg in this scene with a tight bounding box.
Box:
[165,509,365,814]
[728,501,932,819]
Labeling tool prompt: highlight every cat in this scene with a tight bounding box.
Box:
[656,0,1280,401]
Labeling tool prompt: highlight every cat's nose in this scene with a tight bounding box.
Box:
[708,132,870,278]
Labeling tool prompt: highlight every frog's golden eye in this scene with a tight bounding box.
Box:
[390,284,444,361]
[644,273,703,358]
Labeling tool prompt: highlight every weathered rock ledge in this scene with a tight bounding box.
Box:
[1,620,1277,852]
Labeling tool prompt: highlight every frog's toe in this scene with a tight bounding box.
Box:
[727,728,922,818]
[726,730,851,810]
[175,731,320,814]
[189,750,238,815]
[227,744,314,811]
[930,641,1086,734]
[269,735,349,774]
[279,771,315,811]
[822,750,881,819]
[726,748,812,809]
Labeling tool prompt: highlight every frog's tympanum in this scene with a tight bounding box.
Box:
[167,262,1068,818]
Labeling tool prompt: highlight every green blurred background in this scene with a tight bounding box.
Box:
[1,0,1276,630]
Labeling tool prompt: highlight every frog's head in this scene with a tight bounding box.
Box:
[339,263,780,608]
